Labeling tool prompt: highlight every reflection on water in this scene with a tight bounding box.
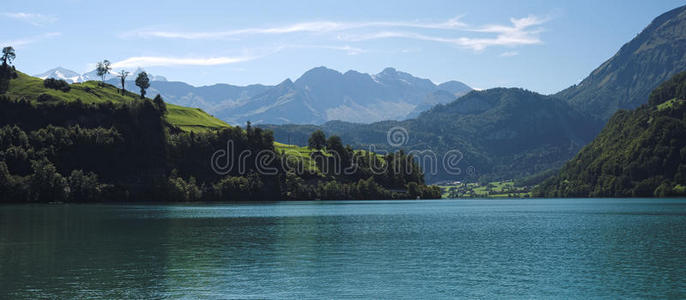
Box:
[1,199,686,298]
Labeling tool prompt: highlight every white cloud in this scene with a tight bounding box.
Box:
[115,15,547,60]
[110,43,364,69]
[1,32,61,48]
[277,44,366,55]
[121,17,466,39]
[337,15,547,51]
[111,55,257,68]
[133,15,547,51]
[1,12,57,26]
[499,51,519,57]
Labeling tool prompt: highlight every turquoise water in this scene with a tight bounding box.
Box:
[1,199,686,298]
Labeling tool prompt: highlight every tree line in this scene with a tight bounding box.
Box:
[95,59,150,98]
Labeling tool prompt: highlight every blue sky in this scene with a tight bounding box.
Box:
[2,0,684,93]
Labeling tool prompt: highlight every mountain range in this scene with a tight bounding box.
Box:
[36,67,167,84]
[32,4,686,184]
[36,66,471,125]
[262,4,686,183]
[261,88,603,183]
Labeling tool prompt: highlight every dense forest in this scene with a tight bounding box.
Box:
[535,72,686,197]
[262,88,602,183]
[0,59,440,202]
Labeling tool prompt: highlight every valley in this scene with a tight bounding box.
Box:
[3,4,686,198]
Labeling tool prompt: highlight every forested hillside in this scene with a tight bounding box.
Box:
[263,88,602,183]
[0,63,440,202]
[536,71,686,197]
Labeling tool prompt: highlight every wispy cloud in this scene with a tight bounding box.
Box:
[322,45,365,55]
[338,16,547,51]
[1,32,61,48]
[111,55,258,68]
[121,17,466,39]
[499,51,519,57]
[276,44,366,55]
[122,15,547,52]
[113,15,546,68]
[111,43,364,68]
[1,12,57,26]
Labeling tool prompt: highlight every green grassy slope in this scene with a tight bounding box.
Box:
[274,142,386,176]
[165,105,230,132]
[6,72,230,132]
[274,142,322,174]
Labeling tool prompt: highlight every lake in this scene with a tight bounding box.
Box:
[1,199,686,298]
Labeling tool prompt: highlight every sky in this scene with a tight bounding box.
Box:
[2,0,684,94]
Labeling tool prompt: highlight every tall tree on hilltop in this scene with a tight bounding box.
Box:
[308,130,326,150]
[116,70,130,95]
[95,60,111,86]
[135,72,150,99]
[0,46,17,94]
[1,47,16,65]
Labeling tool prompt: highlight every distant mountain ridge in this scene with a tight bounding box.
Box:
[36,66,471,125]
[220,66,471,125]
[35,67,82,83]
[36,67,167,83]
[261,88,603,183]
[556,4,686,120]
[260,4,686,184]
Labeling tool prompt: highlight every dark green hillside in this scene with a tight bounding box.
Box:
[536,71,686,197]
[262,88,602,183]
[556,5,686,120]
[0,69,440,202]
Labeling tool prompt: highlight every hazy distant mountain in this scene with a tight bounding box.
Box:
[215,66,471,125]
[261,88,602,182]
[437,81,472,95]
[36,67,167,83]
[108,78,270,114]
[82,67,167,82]
[216,79,326,124]
[37,67,270,114]
[35,67,82,83]
[406,90,460,119]
[37,66,470,124]
[556,4,686,120]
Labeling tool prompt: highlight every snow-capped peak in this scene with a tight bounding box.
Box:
[35,67,82,83]
[35,67,167,83]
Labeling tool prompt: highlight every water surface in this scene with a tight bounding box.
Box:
[1,199,686,298]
